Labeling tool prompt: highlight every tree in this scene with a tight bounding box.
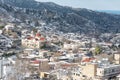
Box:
[0,26,4,30]
[118,44,120,49]
[43,52,48,58]
[94,46,102,55]
[32,28,37,33]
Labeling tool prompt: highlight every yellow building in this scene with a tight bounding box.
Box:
[22,33,46,49]
[40,72,49,79]
[81,63,98,79]
[39,59,50,72]
[114,53,120,64]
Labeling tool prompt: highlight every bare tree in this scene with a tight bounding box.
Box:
[67,68,73,80]
[6,59,30,80]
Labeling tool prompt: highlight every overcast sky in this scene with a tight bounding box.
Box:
[35,0,120,10]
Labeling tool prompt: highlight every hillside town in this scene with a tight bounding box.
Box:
[0,23,120,80]
[0,0,120,80]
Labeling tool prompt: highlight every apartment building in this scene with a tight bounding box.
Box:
[96,64,120,80]
[80,58,120,80]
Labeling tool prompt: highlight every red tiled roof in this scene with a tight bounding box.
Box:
[31,60,40,64]
[82,58,95,62]
[40,37,45,41]
[61,64,71,67]
[27,36,34,40]
[36,33,41,37]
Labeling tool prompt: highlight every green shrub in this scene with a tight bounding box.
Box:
[0,26,4,29]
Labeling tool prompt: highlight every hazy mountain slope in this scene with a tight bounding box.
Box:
[0,0,120,34]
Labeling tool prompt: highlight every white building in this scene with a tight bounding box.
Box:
[5,24,15,31]
[63,43,79,50]
[96,58,120,79]
[0,30,3,34]
[97,64,120,79]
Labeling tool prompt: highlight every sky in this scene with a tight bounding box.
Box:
[35,0,120,10]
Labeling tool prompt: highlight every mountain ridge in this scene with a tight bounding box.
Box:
[97,10,120,15]
[0,0,120,34]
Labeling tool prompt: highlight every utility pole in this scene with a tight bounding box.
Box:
[0,53,3,80]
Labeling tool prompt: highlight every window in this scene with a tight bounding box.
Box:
[104,70,107,75]
[112,69,115,72]
[74,73,76,75]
